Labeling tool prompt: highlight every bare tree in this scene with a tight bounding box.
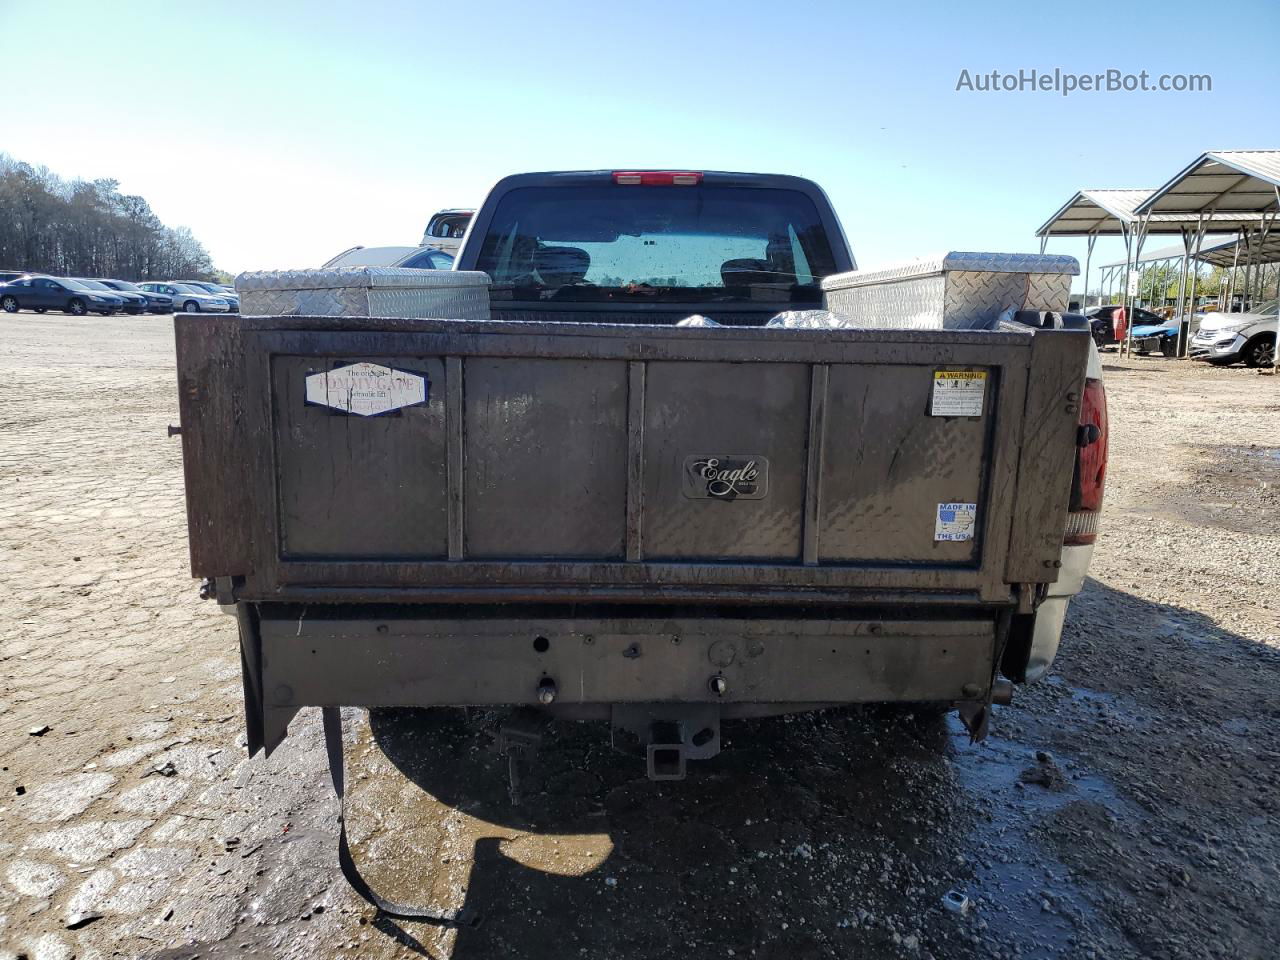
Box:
[0,152,217,280]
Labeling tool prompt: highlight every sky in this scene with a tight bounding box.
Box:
[4,0,1278,289]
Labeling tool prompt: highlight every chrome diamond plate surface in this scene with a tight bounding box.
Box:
[1025,273,1073,312]
[821,252,1076,329]
[236,268,491,319]
[236,267,490,291]
[822,252,1078,291]
[824,274,947,330]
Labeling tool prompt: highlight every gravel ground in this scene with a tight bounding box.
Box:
[0,315,1277,960]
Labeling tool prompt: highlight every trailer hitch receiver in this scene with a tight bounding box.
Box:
[611,704,721,781]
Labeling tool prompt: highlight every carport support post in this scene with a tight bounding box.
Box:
[1273,187,1279,373]
[1175,229,1191,357]
[1082,232,1097,311]
[1242,232,1256,312]
[1119,225,1132,356]
[1225,229,1243,311]
[1182,214,1209,358]
[1123,218,1149,358]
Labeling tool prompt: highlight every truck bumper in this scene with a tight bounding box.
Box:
[238,605,1001,756]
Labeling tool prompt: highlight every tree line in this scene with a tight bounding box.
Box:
[0,153,217,281]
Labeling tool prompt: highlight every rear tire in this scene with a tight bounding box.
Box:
[1243,334,1276,368]
[183,300,200,313]
[1,295,17,313]
[68,298,87,316]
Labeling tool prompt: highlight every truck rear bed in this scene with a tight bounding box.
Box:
[176,314,1087,753]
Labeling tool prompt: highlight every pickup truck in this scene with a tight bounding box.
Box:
[182,169,1106,915]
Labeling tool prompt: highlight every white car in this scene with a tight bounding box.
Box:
[138,282,232,314]
[420,209,474,255]
[177,280,239,313]
[320,246,455,270]
[1190,298,1278,367]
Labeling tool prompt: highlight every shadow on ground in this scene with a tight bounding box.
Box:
[368,701,974,959]
[342,575,1280,959]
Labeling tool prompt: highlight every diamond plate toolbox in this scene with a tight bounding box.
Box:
[235,266,491,320]
[820,251,1078,330]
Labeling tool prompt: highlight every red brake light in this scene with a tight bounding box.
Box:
[1065,377,1108,545]
[612,171,703,186]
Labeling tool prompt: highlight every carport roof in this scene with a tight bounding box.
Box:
[1036,186,1268,237]
[1135,150,1280,216]
[1098,243,1189,270]
[1036,189,1152,237]
[1197,233,1280,268]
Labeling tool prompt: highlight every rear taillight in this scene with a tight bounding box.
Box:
[1065,377,1108,545]
[612,171,703,186]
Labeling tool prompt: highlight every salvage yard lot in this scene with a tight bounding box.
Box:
[1,314,1277,960]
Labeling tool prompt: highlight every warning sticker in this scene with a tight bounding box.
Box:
[935,502,977,542]
[931,370,987,417]
[304,362,428,417]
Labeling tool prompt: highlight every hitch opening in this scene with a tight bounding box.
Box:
[612,705,721,781]
[646,721,688,780]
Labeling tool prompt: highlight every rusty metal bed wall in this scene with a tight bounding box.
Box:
[175,316,1087,608]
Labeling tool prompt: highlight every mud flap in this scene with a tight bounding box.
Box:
[236,602,300,757]
[957,701,990,742]
[959,608,1014,743]
[235,604,267,756]
[321,707,480,927]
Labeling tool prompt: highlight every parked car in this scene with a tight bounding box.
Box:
[137,281,231,313]
[1190,298,1278,367]
[0,275,125,316]
[320,245,455,270]
[1129,318,1185,356]
[175,280,239,312]
[91,278,174,313]
[0,269,26,285]
[420,208,474,254]
[1085,304,1164,347]
[74,278,149,315]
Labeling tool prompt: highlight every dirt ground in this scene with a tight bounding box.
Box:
[1,314,1277,960]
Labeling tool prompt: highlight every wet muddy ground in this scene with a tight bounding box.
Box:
[1,316,1277,960]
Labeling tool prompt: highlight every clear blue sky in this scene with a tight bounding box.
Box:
[4,0,1278,284]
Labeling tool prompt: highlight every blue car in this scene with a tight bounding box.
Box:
[1129,320,1180,355]
[0,275,126,316]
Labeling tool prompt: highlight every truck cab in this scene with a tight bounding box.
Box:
[455,171,854,324]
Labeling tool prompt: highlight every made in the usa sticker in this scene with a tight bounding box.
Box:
[935,502,977,541]
[931,370,987,417]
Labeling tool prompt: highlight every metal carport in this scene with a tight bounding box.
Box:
[1135,151,1280,370]
[1037,186,1266,357]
